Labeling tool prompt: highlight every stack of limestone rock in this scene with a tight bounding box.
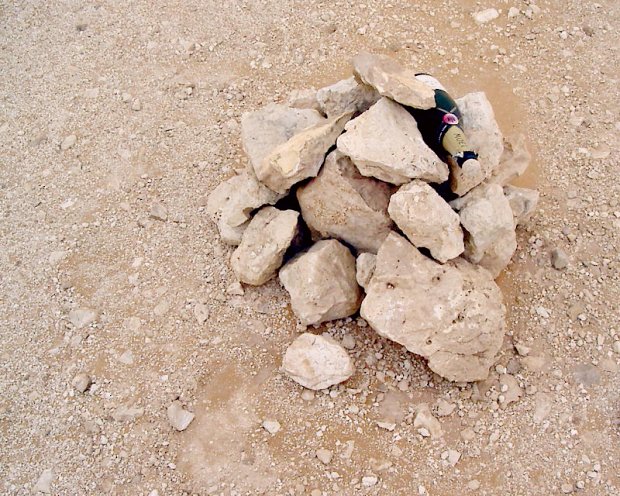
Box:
[207,52,538,386]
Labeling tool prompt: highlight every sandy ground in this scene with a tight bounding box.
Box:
[1,1,619,495]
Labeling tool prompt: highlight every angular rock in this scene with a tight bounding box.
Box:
[337,98,448,185]
[473,8,499,24]
[112,404,144,422]
[231,207,300,285]
[262,419,281,434]
[167,401,195,431]
[360,232,506,382]
[68,308,97,329]
[71,373,92,393]
[388,180,464,263]
[256,113,351,194]
[193,303,209,324]
[241,104,325,170]
[449,158,486,197]
[297,150,393,253]
[281,333,355,390]
[488,134,532,186]
[287,88,321,111]
[206,172,283,245]
[316,76,380,118]
[456,92,504,176]
[279,240,362,325]
[551,248,569,270]
[453,183,517,278]
[352,52,435,109]
[34,469,54,494]
[503,185,539,225]
[414,404,443,438]
[356,252,377,290]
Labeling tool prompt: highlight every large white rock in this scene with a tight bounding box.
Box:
[231,207,300,285]
[503,185,539,226]
[360,232,506,382]
[352,52,436,109]
[241,104,325,170]
[337,98,448,185]
[255,113,351,194]
[206,172,283,245]
[279,240,362,326]
[456,92,504,176]
[282,333,355,390]
[488,134,532,186]
[388,180,464,263]
[297,150,393,253]
[316,76,380,118]
[453,183,517,278]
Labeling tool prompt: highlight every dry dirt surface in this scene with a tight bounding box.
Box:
[1,1,619,495]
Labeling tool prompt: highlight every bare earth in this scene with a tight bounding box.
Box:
[1,1,619,495]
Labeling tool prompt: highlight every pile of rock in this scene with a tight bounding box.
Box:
[207,52,538,384]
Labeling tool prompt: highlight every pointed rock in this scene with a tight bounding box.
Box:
[68,308,97,329]
[316,76,380,118]
[503,185,539,226]
[414,404,443,438]
[488,134,532,186]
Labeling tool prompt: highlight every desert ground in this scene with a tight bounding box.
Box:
[1,0,619,495]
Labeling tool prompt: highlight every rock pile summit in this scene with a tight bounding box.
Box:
[207,52,538,384]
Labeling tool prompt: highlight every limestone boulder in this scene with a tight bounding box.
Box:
[282,333,355,390]
[337,98,448,185]
[287,88,321,111]
[297,150,393,253]
[206,172,284,245]
[255,113,351,194]
[241,104,325,171]
[360,232,506,382]
[231,207,300,285]
[316,76,380,118]
[488,134,532,186]
[279,240,362,326]
[503,185,539,226]
[352,52,436,109]
[356,253,377,290]
[388,180,464,263]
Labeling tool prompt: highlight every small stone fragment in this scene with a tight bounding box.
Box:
[226,281,244,296]
[281,333,355,390]
[316,76,380,118]
[316,448,333,465]
[33,469,54,494]
[362,475,379,487]
[435,399,456,417]
[68,308,97,329]
[473,8,499,24]
[467,480,481,490]
[561,483,574,494]
[551,248,569,270]
[446,449,461,466]
[356,252,377,290]
[414,404,443,438]
[503,185,539,226]
[488,134,531,186]
[60,134,77,151]
[193,303,209,324]
[262,419,281,434]
[150,202,168,221]
[112,404,144,422]
[167,401,195,431]
[508,7,520,18]
[131,98,142,111]
[71,373,92,393]
[499,374,523,407]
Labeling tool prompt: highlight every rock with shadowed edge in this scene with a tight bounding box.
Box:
[316,76,380,118]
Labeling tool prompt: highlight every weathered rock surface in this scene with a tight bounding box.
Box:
[231,207,300,285]
[352,52,435,109]
[337,98,448,185]
[414,403,443,438]
[356,252,377,290]
[241,104,325,170]
[388,180,464,263]
[68,308,97,328]
[316,76,380,118]
[457,92,504,176]
[488,134,532,186]
[449,158,486,197]
[287,88,321,111]
[297,150,393,253]
[281,333,355,390]
[454,183,517,278]
[256,113,351,194]
[360,232,506,382]
[167,401,195,431]
[206,172,283,245]
[503,185,539,225]
[279,240,362,325]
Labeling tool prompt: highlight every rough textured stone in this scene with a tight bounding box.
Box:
[316,76,380,118]
[356,253,376,290]
[206,172,283,245]
[287,88,321,111]
[360,232,506,382]
[414,404,443,438]
[388,180,464,263]
[256,113,351,194]
[241,104,324,170]
[68,308,97,329]
[281,333,355,390]
[337,98,448,185]
[297,150,393,253]
[167,401,195,431]
[503,185,539,225]
[279,240,362,325]
[449,158,486,197]
[453,183,517,278]
[457,92,504,176]
[231,207,300,285]
[488,134,532,186]
[352,52,435,109]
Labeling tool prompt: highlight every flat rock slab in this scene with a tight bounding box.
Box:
[360,232,505,382]
[297,150,393,253]
[282,333,355,390]
[388,180,464,263]
[231,207,300,285]
[279,239,362,326]
[316,76,380,118]
[337,98,448,185]
[352,52,436,109]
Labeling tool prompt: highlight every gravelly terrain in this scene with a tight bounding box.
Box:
[1,1,619,495]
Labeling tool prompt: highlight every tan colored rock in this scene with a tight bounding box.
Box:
[356,252,376,290]
[337,98,448,185]
[503,185,539,226]
[352,52,435,109]
[297,150,393,253]
[231,207,300,285]
[449,158,486,197]
[414,403,443,438]
[241,104,325,170]
[360,232,506,382]
[206,172,283,245]
[282,333,355,390]
[316,76,380,118]
[388,180,464,263]
[167,401,195,431]
[287,88,321,111]
[256,113,351,194]
[279,240,362,325]
[489,134,532,186]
